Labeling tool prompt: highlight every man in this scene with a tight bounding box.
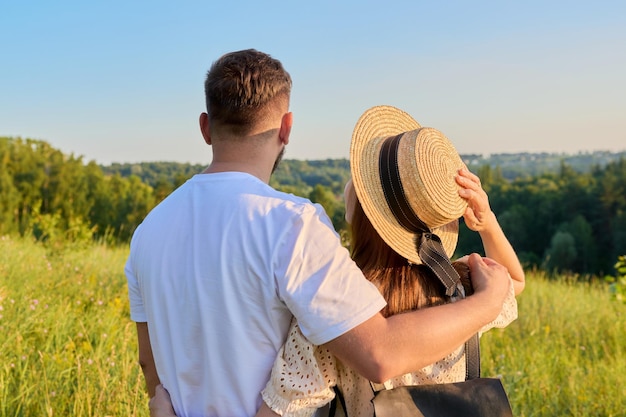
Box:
[126,49,511,416]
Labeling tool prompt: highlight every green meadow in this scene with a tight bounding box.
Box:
[1,236,625,416]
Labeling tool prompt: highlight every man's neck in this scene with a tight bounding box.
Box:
[202,161,271,184]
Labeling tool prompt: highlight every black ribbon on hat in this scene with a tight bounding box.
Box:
[378,134,460,297]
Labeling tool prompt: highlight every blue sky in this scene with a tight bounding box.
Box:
[1,1,624,165]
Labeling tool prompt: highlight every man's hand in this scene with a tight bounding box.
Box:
[466,253,510,317]
[149,385,177,417]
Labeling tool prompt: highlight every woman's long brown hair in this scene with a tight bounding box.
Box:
[350,201,471,318]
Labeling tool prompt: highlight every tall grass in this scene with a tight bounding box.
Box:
[0,236,147,416]
[481,271,626,416]
[1,236,625,416]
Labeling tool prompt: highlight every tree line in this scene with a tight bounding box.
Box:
[1,136,625,277]
[0,137,154,244]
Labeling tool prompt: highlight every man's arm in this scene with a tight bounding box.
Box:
[324,253,510,382]
[137,322,160,398]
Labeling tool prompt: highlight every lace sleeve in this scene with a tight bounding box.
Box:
[480,276,518,333]
[261,318,338,417]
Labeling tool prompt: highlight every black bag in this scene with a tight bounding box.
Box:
[370,326,514,417]
[372,376,513,417]
[326,312,514,417]
[326,336,513,417]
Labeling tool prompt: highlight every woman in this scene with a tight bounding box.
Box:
[259,106,524,417]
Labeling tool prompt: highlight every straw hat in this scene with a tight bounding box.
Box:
[349,105,467,265]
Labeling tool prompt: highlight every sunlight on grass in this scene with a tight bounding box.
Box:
[1,236,625,416]
[0,236,147,416]
[481,270,626,416]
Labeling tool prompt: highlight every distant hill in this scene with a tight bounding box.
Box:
[102,150,626,190]
[462,151,626,180]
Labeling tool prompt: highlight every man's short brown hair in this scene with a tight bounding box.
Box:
[204,49,292,136]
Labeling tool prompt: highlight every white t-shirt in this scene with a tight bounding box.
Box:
[125,172,386,417]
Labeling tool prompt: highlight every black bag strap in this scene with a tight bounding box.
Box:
[465,333,481,380]
[322,385,346,417]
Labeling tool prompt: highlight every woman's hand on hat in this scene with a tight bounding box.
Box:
[456,168,495,232]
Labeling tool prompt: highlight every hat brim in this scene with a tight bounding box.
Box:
[350,105,462,264]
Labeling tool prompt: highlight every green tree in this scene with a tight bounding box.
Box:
[309,184,341,230]
[476,164,505,193]
[544,231,577,273]
[612,211,626,262]
[105,175,155,241]
[84,161,117,240]
[8,138,47,233]
[559,215,597,274]
[496,204,534,266]
[42,151,90,230]
[0,139,20,234]
[309,184,335,212]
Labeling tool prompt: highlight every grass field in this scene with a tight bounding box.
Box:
[1,236,625,416]
[481,269,626,416]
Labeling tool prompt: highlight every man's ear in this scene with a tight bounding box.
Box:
[199,113,212,145]
[279,112,293,145]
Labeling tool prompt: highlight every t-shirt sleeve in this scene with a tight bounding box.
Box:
[262,318,337,417]
[274,203,386,345]
[125,231,147,323]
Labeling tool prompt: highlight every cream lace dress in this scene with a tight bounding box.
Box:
[261,279,518,417]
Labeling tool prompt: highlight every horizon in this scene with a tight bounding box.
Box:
[5,134,626,167]
[101,148,626,166]
[2,1,625,165]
